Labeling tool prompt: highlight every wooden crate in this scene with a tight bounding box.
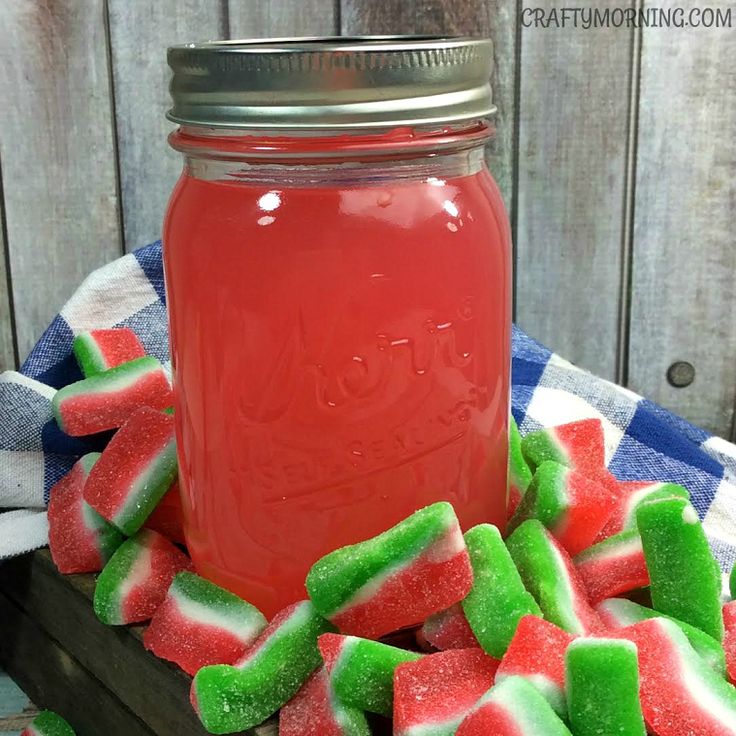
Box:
[0,551,276,736]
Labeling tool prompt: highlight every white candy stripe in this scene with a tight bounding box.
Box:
[117,543,153,613]
[64,358,157,398]
[496,672,566,716]
[585,535,643,564]
[621,483,664,528]
[402,713,466,736]
[548,541,584,634]
[171,588,264,643]
[77,332,107,370]
[330,636,359,679]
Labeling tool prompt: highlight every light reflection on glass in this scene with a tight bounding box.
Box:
[258,191,281,212]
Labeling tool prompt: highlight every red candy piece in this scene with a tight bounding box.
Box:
[495,614,575,717]
[419,604,480,651]
[393,649,499,735]
[725,601,736,686]
[145,482,186,544]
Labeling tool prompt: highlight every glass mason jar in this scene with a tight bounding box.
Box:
[164,37,511,616]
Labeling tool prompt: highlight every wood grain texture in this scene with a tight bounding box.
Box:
[0,1,122,360]
[107,0,225,253]
[228,0,339,37]
[340,0,519,211]
[628,22,736,438]
[0,593,155,736]
[0,192,17,371]
[0,552,277,736]
[514,0,635,381]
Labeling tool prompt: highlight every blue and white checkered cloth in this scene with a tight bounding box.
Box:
[1,241,735,587]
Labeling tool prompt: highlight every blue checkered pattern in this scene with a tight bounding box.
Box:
[1,241,735,579]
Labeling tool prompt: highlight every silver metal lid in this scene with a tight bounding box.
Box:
[167,36,495,130]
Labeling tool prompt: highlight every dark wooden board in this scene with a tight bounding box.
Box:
[0,551,276,736]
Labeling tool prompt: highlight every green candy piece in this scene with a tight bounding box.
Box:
[192,601,334,734]
[730,564,736,599]
[461,524,541,658]
[23,711,76,736]
[505,520,601,635]
[565,638,646,736]
[596,598,727,677]
[509,416,533,495]
[319,633,422,716]
[637,497,724,641]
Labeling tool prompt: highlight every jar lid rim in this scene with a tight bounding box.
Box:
[167,35,495,130]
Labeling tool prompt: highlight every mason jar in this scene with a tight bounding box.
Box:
[164,37,511,616]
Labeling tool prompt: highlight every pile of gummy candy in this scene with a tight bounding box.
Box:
[19,328,736,736]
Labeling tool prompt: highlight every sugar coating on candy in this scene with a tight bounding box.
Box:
[565,638,646,736]
[637,497,724,641]
[52,356,173,436]
[72,328,146,377]
[506,520,604,635]
[617,617,736,735]
[319,633,421,716]
[420,604,479,651]
[574,529,649,604]
[495,614,575,718]
[21,711,76,736]
[508,416,533,517]
[596,597,727,677]
[93,529,193,625]
[461,524,541,657]
[597,480,690,539]
[144,482,185,544]
[279,668,370,736]
[191,601,334,734]
[84,407,177,536]
[48,453,124,574]
[731,564,736,598]
[456,676,573,736]
[520,418,606,477]
[306,502,473,638]
[724,601,736,685]
[393,648,499,736]
[143,571,267,676]
[508,461,616,556]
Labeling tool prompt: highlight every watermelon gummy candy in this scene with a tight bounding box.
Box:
[619,617,736,735]
[93,529,193,625]
[144,571,267,675]
[455,676,573,736]
[191,601,333,734]
[461,524,541,657]
[596,597,726,677]
[419,604,479,651]
[21,711,76,736]
[597,480,689,539]
[47,453,124,573]
[495,614,575,717]
[732,564,736,598]
[508,416,532,517]
[393,648,499,736]
[319,633,421,716]
[637,497,724,640]
[306,502,473,638]
[565,638,646,736]
[84,407,177,535]
[53,355,173,436]
[144,482,185,544]
[521,418,606,476]
[573,529,649,604]
[279,668,370,736]
[724,601,736,685]
[506,520,604,635]
[508,461,616,556]
[72,328,146,377]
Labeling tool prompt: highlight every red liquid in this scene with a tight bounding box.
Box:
[164,160,511,616]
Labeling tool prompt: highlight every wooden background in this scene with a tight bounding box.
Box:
[0,0,734,439]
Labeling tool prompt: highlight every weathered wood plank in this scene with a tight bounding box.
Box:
[339,0,519,212]
[0,1,122,360]
[514,1,635,381]
[628,23,736,439]
[0,552,276,736]
[0,187,17,372]
[228,0,339,37]
[107,1,225,254]
[0,592,156,736]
